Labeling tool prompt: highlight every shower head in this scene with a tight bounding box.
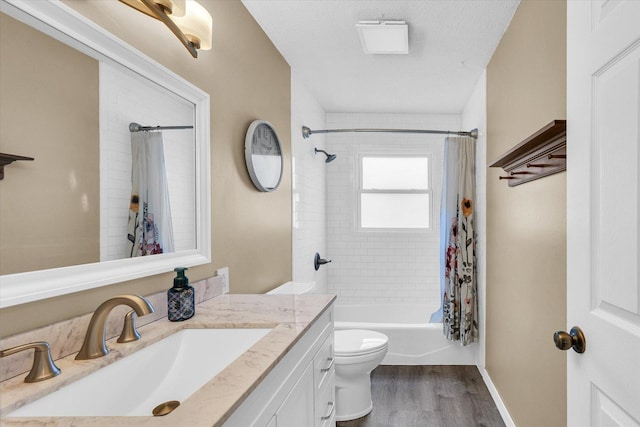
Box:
[315,148,337,163]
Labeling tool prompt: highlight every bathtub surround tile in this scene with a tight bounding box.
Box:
[326,113,461,311]
[291,76,328,292]
[0,276,224,383]
[0,294,335,426]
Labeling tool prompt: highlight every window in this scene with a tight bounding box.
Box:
[359,155,431,230]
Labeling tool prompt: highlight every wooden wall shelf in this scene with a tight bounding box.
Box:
[0,153,35,180]
[490,120,566,187]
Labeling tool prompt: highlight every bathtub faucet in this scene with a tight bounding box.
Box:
[314,253,332,271]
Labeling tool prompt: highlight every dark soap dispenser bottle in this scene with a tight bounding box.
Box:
[168,267,195,322]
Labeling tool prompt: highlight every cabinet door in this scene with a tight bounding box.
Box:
[276,363,314,427]
[315,371,336,427]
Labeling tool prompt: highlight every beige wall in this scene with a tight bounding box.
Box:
[486,1,567,426]
[0,13,100,275]
[0,0,291,337]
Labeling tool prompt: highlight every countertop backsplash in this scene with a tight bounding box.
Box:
[0,275,224,383]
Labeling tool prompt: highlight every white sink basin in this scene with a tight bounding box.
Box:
[7,328,272,417]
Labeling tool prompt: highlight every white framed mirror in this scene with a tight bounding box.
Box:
[0,0,211,308]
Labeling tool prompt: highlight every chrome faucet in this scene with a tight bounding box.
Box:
[75,295,154,360]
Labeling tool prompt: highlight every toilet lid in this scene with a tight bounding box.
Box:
[334,329,388,357]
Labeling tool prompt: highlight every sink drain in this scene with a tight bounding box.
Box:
[152,400,180,416]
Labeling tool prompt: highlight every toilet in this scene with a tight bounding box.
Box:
[334,329,389,421]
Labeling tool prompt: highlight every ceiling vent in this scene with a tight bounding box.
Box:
[356,20,408,54]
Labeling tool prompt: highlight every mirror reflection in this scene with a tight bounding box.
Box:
[99,62,196,262]
[0,11,196,276]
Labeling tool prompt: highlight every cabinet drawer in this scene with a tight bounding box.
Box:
[315,371,335,427]
[313,331,334,391]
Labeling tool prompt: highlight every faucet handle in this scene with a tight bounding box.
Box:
[117,310,141,343]
[0,341,61,383]
[314,252,332,271]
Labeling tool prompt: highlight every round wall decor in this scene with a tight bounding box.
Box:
[244,120,283,192]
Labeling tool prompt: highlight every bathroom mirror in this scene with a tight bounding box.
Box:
[0,0,211,308]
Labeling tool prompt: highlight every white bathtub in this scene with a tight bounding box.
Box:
[333,304,475,365]
[267,282,475,365]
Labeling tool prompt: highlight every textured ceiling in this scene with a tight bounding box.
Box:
[241,0,520,114]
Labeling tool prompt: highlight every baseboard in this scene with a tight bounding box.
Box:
[478,366,516,427]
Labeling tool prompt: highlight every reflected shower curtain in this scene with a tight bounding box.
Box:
[432,136,478,345]
[127,131,174,257]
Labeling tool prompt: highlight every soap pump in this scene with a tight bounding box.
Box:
[167,267,195,322]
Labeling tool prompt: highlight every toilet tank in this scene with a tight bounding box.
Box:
[266,281,316,295]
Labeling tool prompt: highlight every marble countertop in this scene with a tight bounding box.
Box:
[0,294,336,427]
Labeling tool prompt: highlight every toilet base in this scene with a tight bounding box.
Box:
[335,402,373,422]
[335,373,375,421]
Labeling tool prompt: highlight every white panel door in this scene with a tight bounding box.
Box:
[567,1,640,426]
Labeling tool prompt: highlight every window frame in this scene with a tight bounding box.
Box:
[356,151,434,233]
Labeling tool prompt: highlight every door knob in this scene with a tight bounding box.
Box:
[553,326,586,353]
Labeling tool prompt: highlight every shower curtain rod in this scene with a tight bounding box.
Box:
[301,126,478,139]
[129,122,194,132]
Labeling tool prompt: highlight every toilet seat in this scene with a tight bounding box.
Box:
[335,329,388,357]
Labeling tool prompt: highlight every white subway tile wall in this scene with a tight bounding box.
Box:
[291,77,328,292]
[326,113,462,311]
[100,63,195,261]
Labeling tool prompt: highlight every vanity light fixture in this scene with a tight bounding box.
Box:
[119,0,212,58]
[356,20,409,54]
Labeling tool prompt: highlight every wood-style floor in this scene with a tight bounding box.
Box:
[336,365,506,427]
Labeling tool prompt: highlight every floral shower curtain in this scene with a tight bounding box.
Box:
[127,131,174,257]
[433,136,478,346]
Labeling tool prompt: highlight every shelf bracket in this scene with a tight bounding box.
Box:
[0,153,35,180]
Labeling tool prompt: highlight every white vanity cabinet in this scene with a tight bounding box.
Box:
[313,328,336,427]
[222,306,336,427]
[275,363,314,427]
